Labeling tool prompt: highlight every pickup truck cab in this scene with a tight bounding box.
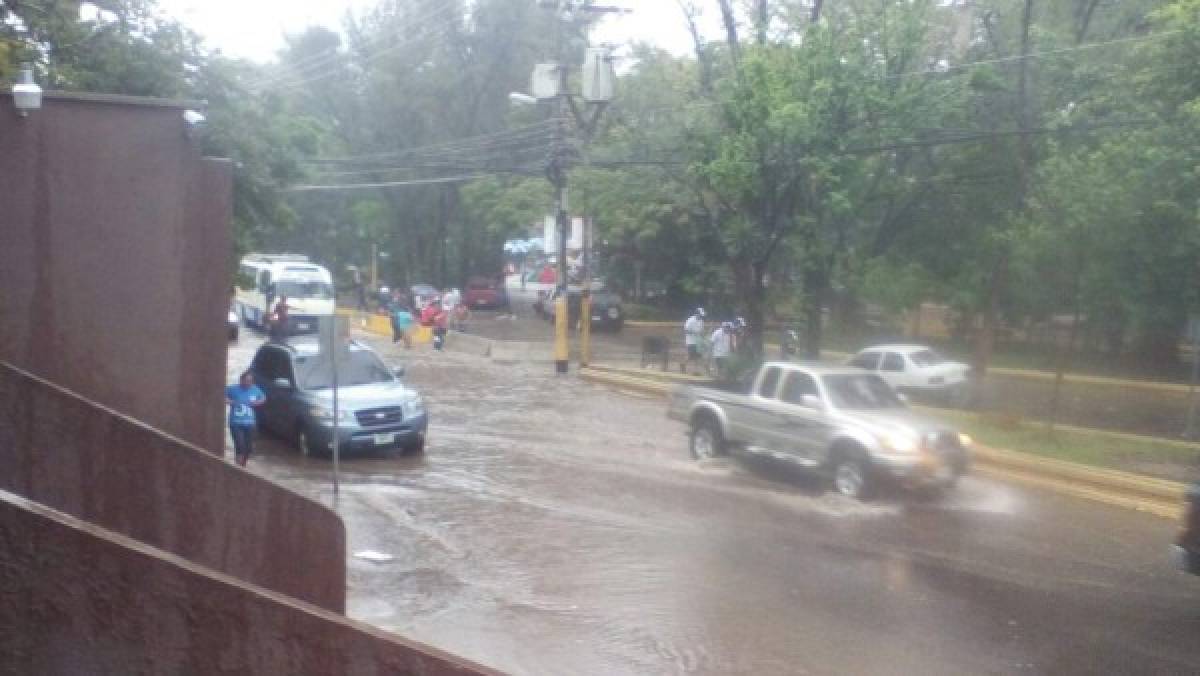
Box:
[668,362,972,499]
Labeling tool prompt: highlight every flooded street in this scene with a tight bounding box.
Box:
[227,330,1200,675]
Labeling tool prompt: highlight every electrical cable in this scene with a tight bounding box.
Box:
[248,3,459,91]
[285,174,487,192]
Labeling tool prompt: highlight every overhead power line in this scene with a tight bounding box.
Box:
[887,30,1183,79]
[582,118,1154,168]
[285,174,486,192]
[303,121,559,164]
[247,3,459,92]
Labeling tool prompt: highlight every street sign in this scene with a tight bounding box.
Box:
[317,314,351,500]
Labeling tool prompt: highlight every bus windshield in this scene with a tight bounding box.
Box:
[276,280,334,300]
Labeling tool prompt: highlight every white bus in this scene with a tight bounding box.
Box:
[235,254,336,334]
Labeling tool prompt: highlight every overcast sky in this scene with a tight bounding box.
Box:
[157,1,723,64]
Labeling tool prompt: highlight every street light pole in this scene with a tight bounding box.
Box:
[533,0,621,374]
[551,106,571,374]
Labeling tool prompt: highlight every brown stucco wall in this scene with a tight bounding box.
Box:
[0,93,229,453]
[0,362,347,612]
[0,489,497,676]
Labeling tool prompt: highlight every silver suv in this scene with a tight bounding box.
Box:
[250,338,428,456]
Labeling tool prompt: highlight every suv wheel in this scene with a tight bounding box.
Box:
[297,426,317,458]
[405,434,426,455]
[833,454,875,500]
[689,419,725,460]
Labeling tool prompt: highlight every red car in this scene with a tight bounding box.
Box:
[463,276,508,310]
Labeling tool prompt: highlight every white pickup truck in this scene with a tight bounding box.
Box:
[667,362,972,500]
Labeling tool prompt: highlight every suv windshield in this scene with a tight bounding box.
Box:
[276,280,334,300]
[909,349,946,367]
[822,374,905,410]
[295,351,394,390]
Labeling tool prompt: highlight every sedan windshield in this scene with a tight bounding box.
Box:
[821,374,905,410]
[909,349,946,367]
[296,351,394,390]
[276,280,334,300]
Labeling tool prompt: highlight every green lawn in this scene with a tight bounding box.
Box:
[927,408,1200,477]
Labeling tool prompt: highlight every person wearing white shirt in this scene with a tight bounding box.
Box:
[711,322,734,380]
[683,308,706,374]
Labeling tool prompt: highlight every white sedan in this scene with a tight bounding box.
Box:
[848,345,970,396]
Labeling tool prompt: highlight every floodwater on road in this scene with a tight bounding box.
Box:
[226,329,1200,675]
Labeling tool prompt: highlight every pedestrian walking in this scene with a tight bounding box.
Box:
[452,302,469,332]
[225,370,266,467]
[711,322,734,382]
[433,303,450,351]
[270,295,294,340]
[683,308,706,375]
[353,268,367,311]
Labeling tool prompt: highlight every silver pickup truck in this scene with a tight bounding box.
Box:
[667,362,971,499]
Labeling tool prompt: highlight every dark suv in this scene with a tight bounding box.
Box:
[535,286,624,332]
[250,338,428,456]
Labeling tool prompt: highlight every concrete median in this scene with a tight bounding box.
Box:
[579,364,1188,520]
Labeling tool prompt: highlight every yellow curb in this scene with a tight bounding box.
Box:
[583,367,1187,520]
[579,368,671,397]
[914,405,1200,452]
[974,464,1183,521]
[612,326,1188,394]
[587,363,710,383]
[337,309,432,343]
[987,366,1194,394]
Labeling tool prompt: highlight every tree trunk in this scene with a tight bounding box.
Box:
[732,257,767,357]
[801,265,827,360]
[973,0,1033,397]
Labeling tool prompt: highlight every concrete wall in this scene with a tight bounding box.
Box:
[0,92,230,453]
[0,362,348,612]
[0,489,495,676]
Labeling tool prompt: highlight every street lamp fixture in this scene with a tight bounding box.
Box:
[11,64,42,117]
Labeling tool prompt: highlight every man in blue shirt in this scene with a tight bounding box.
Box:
[225,370,266,467]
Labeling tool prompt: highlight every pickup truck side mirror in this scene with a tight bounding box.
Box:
[801,394,826,411]
[393,366,406,379]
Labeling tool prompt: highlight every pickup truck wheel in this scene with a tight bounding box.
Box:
[833,455,875,500]
[690,420,725,460]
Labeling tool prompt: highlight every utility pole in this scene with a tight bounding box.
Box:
[579,215,593,366]
[370,242,379,293]
[551,111,571,374]
[530,0,620,374]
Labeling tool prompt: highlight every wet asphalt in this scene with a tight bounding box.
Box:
[226,326,1200,675]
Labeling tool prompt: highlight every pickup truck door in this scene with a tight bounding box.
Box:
[734,366,786,451]
[773,371,830,464]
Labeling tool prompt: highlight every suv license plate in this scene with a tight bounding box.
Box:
[297,322,310,331]
[373,432,395,445]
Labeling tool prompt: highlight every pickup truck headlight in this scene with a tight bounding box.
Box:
[881,431,919,454]
[310,406,353,423]
[402,396,425,418]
